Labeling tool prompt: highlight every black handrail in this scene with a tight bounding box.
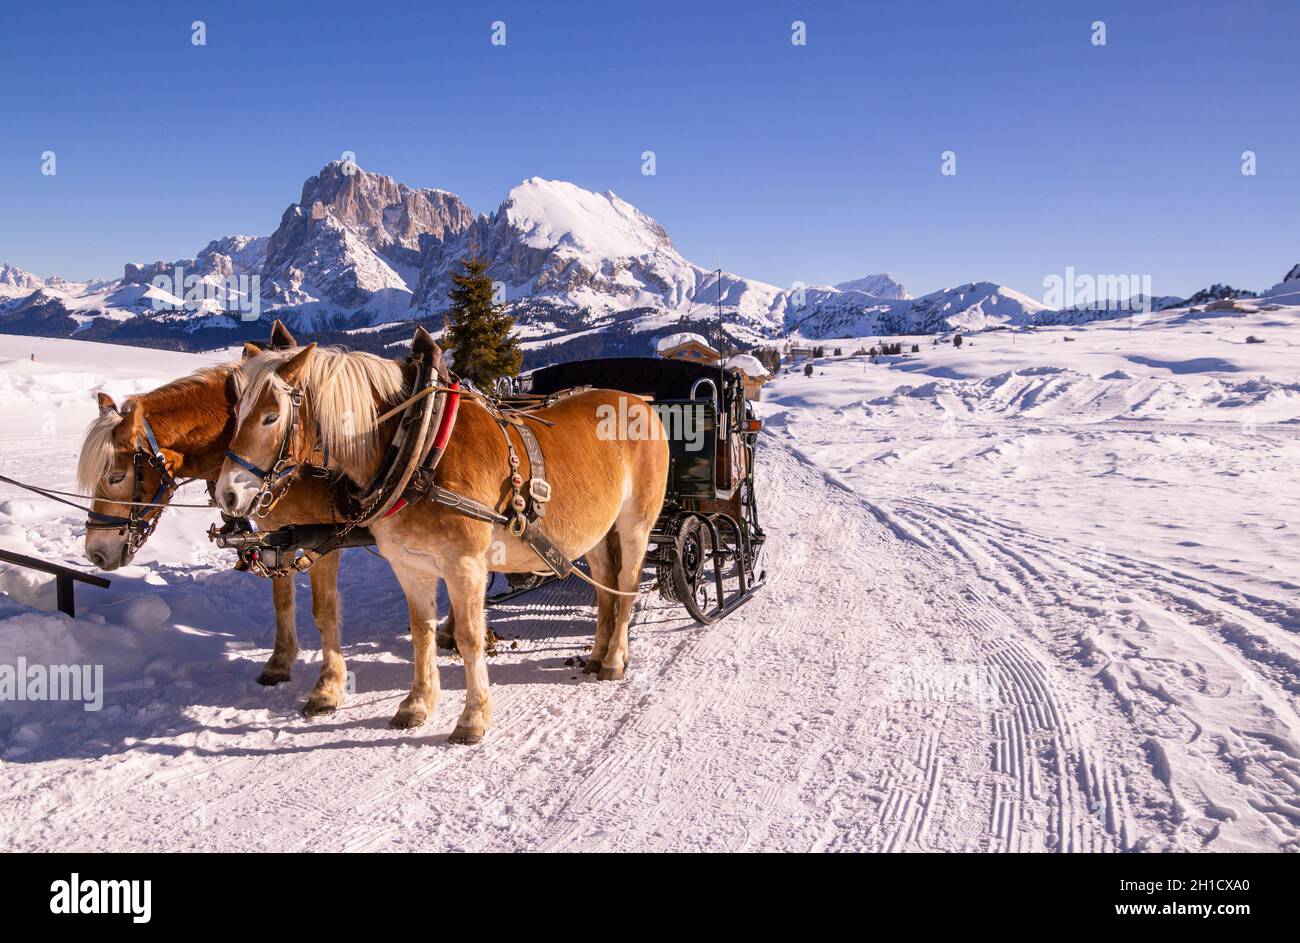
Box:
[0,548,111,617]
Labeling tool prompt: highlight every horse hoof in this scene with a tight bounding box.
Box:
[302,699,337,717]
[449,725,484,745]
[257,671,290,686]
[582,659,602,675]
[389,708,428,729]
[597,664,625,682]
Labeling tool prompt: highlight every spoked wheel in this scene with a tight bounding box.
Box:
[669,516,724,624]
[739,477,766,585]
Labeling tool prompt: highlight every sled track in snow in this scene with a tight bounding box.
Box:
[4,437,1295,851]
[891,493,1300,851]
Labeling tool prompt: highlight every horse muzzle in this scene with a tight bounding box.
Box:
[215,466,264,518]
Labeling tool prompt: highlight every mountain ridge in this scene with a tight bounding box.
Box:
[1,162,1293,353]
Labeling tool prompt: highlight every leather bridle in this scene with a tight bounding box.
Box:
[223,384,308,517]
[85,413,180,555]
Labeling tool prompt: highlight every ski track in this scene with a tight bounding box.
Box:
[891,493,1300,851]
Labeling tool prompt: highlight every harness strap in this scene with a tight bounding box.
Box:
[388,382,460,519]
[223,449,297,481]
[515,422,551,520]
[139,415,178,491]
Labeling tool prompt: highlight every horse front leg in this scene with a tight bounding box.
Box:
[303,550,346,716]
[444,561,493,745]
[387,562,441,729]
[258,574,299,685]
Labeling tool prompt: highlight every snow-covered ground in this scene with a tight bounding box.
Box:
[0,309,1297,852]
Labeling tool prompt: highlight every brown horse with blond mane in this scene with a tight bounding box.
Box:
[216,340,668,744]
[78,324,352,715]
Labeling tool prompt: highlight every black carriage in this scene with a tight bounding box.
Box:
[507,356,767,624]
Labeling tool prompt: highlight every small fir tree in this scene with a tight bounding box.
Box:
[441,257,522,388]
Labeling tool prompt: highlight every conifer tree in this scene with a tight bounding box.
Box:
[440,256,522,388]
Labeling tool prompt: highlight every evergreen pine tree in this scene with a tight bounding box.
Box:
[440,257,522,388]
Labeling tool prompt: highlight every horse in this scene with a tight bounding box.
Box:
[77,326,352,715]
[216,340,669,743]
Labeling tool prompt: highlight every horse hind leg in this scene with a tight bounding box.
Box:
[582,529,620,675]
[258,574,299,685]
[436,600,499,652]
[599,517,653,682]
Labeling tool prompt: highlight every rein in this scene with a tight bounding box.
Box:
[0,474,211,512]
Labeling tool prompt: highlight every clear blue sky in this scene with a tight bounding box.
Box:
[1,0,1296,298]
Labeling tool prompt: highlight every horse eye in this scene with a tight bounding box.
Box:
[261,413,279,426]
[108,473,126,485]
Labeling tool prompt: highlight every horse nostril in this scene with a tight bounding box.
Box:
[89,551,105,568]
[224,490,239,511]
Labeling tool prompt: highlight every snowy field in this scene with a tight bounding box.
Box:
[0,309,1298,852]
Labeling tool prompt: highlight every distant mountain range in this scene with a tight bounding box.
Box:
[2,162,1298,359]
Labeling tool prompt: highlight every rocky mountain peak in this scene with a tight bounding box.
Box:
[260,162,475,313]
[0,263,44,293]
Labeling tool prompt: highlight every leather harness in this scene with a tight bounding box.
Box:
[223,336,576,581]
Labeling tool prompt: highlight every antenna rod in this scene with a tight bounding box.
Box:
[716,267,724,399]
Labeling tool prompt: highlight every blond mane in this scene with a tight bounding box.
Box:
[76,365,232,493]
[239,347,408,471]
[76,409,127,493]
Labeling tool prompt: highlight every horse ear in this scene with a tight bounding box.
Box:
[269,320,298,350]
[277,343,316,385]
[224,369,244,407]
[96,392,118,417]
[242,342,263,361]
[411,325,441,361]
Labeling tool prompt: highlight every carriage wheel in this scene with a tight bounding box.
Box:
[670,516,723,625]
[739,477,765,583]
[505,572,550,594]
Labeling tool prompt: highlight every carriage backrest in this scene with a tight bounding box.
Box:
[522,357,750,501]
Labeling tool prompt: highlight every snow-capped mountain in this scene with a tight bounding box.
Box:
[2,161,1294,353]
[833,273,911,300]
[1262,263,1300,302]
[412,177,793,335]
[261,162,474,322]
[904,281,1049,332]
[783,281,1050,338]
[0,263,44,296]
